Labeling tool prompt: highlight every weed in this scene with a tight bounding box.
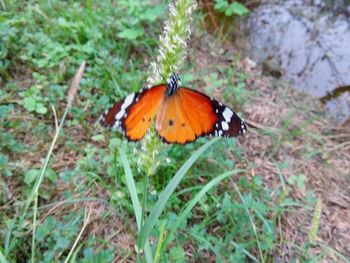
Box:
[1,0,347,262]
[214,0,250,17]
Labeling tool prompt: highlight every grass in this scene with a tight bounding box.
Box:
[1,0,350,262]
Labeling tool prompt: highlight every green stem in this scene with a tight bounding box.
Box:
[26,61,85,262]
[137,170,150,263]
[141,170,150,228]
[154,220,166,263]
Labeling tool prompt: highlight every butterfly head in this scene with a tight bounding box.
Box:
[166,73,181,96]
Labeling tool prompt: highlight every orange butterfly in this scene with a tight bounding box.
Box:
[99,74,247,144]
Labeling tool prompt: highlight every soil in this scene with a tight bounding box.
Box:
[190,32,350,261]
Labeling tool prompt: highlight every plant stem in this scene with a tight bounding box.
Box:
[141,170,150,229]
[26,62,85,263]
[30,108,69,263]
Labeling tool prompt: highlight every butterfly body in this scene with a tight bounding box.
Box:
[99,74,247,144]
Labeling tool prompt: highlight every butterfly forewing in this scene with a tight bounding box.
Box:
[124,85,165,140]
[99,85,166,141]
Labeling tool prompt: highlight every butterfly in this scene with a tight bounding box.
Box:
[99,74,247,144]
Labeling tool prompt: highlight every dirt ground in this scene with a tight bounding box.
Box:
[191,33,350,261]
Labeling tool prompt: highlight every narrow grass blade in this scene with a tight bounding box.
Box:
[163,170,244,250]
[275,161,286,191]
[0,249,9,263]
[137,137,220,250]
[24,61,86,218]
[64,209,91,263]
[153,220,166,263]
[231,180,264,263]
[27,61,85,263]
[119,148,143,230]
[119,148,153,263]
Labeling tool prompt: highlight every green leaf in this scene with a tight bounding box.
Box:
[35,103,47,114]
[225,2,249,17]
[91,134,104,142]
[23,97,36,112]
[163,169,244,254]
[25,168,57,185]
[140,5,164,21]
[214,0,229,12]
[119,148,153,263]
[137,138,220,249]
[117,27,144,40]
[55,236,69,249]
[0,249,9,263]
[46,168,57,183]
[0,105,14,119]
[169,245,186,262]
[0,154,9,167]
[24,169,41,185]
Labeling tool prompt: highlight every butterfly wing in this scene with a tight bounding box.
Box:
[155,87,246,144]
[99,85,166,141]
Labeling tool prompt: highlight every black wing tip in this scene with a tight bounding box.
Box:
[98,114,113,128]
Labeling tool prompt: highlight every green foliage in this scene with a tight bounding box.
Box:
[33,214,114,263]
[169,245,186,262]
[214,0,250,17]
[20,85,49,114]
[0,0,166,126]
[287,174,306,189]
[24,168,57,186]
[1,0,342,262]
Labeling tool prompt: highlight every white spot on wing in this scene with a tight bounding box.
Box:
[114,93,135,121]
[218,130,223,136]
[122,93,135,110]
[222,107,233,122]
[115,110,125,120]
[221,121,229,131]
[241,123,246,134]
[113,120,121,129]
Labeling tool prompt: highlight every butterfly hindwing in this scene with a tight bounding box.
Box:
[99,85,166,141]
[155,93,198,143]
[155,87,246,144]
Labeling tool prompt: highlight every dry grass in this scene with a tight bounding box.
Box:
[190,32,350,260]
[242,60,350,259]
